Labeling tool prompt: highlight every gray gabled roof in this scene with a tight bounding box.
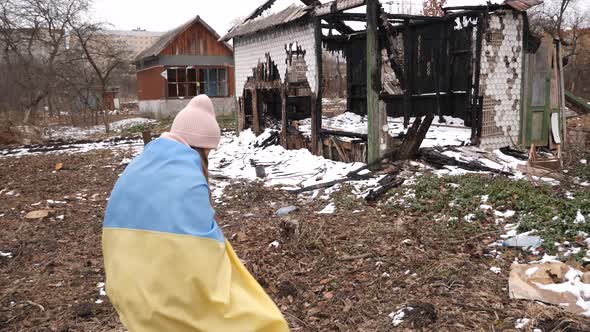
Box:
[220,5,311,41]
[135,15,233,63]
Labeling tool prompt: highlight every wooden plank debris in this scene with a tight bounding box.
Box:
[395,114,435,161]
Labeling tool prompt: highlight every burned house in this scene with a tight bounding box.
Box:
[222,0,562,164]
[136,16,235,119]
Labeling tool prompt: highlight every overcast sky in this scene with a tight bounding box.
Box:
[92,0,589,35]
[92,0,432,34]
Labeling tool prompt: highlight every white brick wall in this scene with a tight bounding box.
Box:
[479,11,524,150]
[233,22,318,97]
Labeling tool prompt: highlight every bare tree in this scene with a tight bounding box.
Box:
[0,0,89,124]
[563,9,590,96]
[529,0,590,98]
[422,0,447,17]
[528,0,578,39]
[68,21,132,132]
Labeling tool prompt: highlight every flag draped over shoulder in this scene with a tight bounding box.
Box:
[102,138,289,332]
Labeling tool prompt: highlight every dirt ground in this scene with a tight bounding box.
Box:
[1,148,590,331]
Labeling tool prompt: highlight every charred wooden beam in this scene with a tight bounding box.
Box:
[419,148,514,176]
[379,7,405,89]
[322,32,367,42]
[395,114,434,161]
[320,129,367,140]
[251,90,261,135]
[365,169,404,202]
[386,13,446,21]
[471,13,485,143]
[402,21,415,128]
[324,18,356,35]
[281,88,288,147]
[443,4,503,12]
[310,16,323,155]
[238,96,246,133]
[299,0,320,5]
[244,0,278,22]
[328,13,367,21]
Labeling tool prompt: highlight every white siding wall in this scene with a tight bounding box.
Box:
[479,11,524,150]
[233,22,318,97]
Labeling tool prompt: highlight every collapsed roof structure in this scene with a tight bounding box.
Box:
[221,0,561,165]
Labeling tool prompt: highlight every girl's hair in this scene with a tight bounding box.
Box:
[194,148,213,205]
[195,148,209,184]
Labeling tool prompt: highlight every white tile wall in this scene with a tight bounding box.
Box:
[233,22,318,97]
[479,11,524,150]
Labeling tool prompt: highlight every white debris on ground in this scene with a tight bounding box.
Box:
[317,202,336,214]
[95,282,106,304]
[298,112,471,148]
[0,251,14,258]
[388,306,413,326]
[44,118,155,141]
[490,267,502,274]
[514,318,530,330]
[511,260,590,316]
[269,240,280,248]
[208,128,537,202]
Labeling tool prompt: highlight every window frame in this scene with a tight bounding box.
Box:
[165,66,230,99]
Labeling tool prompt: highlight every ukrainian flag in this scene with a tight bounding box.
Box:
[103,138,289,331]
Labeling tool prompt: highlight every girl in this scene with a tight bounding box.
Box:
[102,95,289,331]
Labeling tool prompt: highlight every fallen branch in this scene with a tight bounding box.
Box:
[26,300,45,312]
[365,169,404,202]
[499,146,528,161]
[290,173,372,194]
[419,148,513,176]
[254,130,280,149]
[338,253,373,261]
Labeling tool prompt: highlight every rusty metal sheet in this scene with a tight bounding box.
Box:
[221,5,310,41]
[314,0,367,16]
[504,0,543,11]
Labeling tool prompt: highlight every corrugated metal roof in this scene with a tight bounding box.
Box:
[221,5,311,41]
[136,16,232,62]
[504,0,543,12]
[314,0,366,16]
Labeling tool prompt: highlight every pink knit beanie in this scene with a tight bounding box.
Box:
[170,95,221,149]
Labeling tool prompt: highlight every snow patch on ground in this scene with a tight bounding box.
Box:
[45,118,155,141]
[317,202,336,214]
[208,129,382,198]
[515,318,530,329]
[298,112,471,148]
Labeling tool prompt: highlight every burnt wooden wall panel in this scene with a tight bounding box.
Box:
[137,65,166,100]
[160,22,233,57]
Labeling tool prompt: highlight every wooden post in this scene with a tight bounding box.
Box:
[281,87,288,148]
[312,16,324,155]
[311,95,320,154]
[403,21,415,129]
[367,0,382,166]
[237,96,245,134]
[252,89,261,135]
[557,40,567,149]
